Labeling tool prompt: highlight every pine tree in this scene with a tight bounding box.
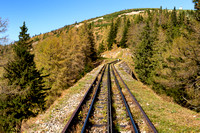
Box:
[166,20,174,44]
[98,41,105,55]
[134,14,143,24]
[86,23,97,61]
[114,18,120,38]
[178,11,185,25]
[107,19,119,50]
[119,19,130,48]
[134,21,154,84]
[159,6,162,15]
[147,9,152,22]
[171,7,177,26]
[0,22,49,132]
[153,18,159,40]
[107,20,115,50]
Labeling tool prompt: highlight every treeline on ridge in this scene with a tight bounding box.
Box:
[0,4,199,131]
[100,7,200,112]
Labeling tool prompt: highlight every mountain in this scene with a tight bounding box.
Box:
[0,8,199,112]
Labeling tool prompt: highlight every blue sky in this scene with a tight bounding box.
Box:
[0,0,194,44]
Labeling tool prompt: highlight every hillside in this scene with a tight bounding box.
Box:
[1,8,157,107]
[1,8,199,110]
[0,7,200,132]
[22,49,200,132]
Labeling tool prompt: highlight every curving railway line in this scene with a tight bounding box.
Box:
[62,61,157,133]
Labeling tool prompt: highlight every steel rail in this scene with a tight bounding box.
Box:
[62,65,105,133]
[112,64,158,133]
[81,65,106,133]
[107,64,113,133]
[111,64,139,133]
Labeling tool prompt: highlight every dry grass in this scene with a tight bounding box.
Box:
[0,68,3,77]
[115,64,200,132]
[22,64,103,132]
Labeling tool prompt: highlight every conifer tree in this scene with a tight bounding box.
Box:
[147,9,152,21]
[134,14,143,24]
[178,11,185,25]
[166,17,175,44]
[171,7,177,26]
[86,23,97,61]
[0,22,49,132]
[153,18,159,40]
[159,6,162,14]
[107,20,115,50]
[98,41,105,55]
[119,19,130,48]
[107,19,119,50]
[114,18,120,38]
[164,8,169,20]
[134,21,154,84]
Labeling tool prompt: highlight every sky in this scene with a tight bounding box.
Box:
[0,0,195,44]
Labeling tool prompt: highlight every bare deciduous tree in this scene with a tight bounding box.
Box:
[0,17,8,44]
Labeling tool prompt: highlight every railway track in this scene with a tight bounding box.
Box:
[62,61,157,133]
[111,64,157,133]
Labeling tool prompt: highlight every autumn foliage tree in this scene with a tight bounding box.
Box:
[34,21,98,106]
[193,0,200,21]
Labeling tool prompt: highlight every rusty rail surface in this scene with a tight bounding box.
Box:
[62,60,157,133]
[107,64,113,133]
[81,65,106,133]
[62,65,105,133]
[111,64,139,133]
[112,64,157,133]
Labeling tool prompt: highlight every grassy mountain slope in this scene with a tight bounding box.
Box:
[0,8,199,131]
[116,61,200,132]
[23,49,200,132]
[1,8,150,106]
[1,8,199,110]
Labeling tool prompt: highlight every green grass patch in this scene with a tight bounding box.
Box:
[115,64,200,132]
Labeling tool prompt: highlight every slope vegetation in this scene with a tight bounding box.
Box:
[22,50,200,132]
[0,7,199,131]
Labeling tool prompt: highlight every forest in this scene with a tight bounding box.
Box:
[0,0,199,132]
[98,6,199,112]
